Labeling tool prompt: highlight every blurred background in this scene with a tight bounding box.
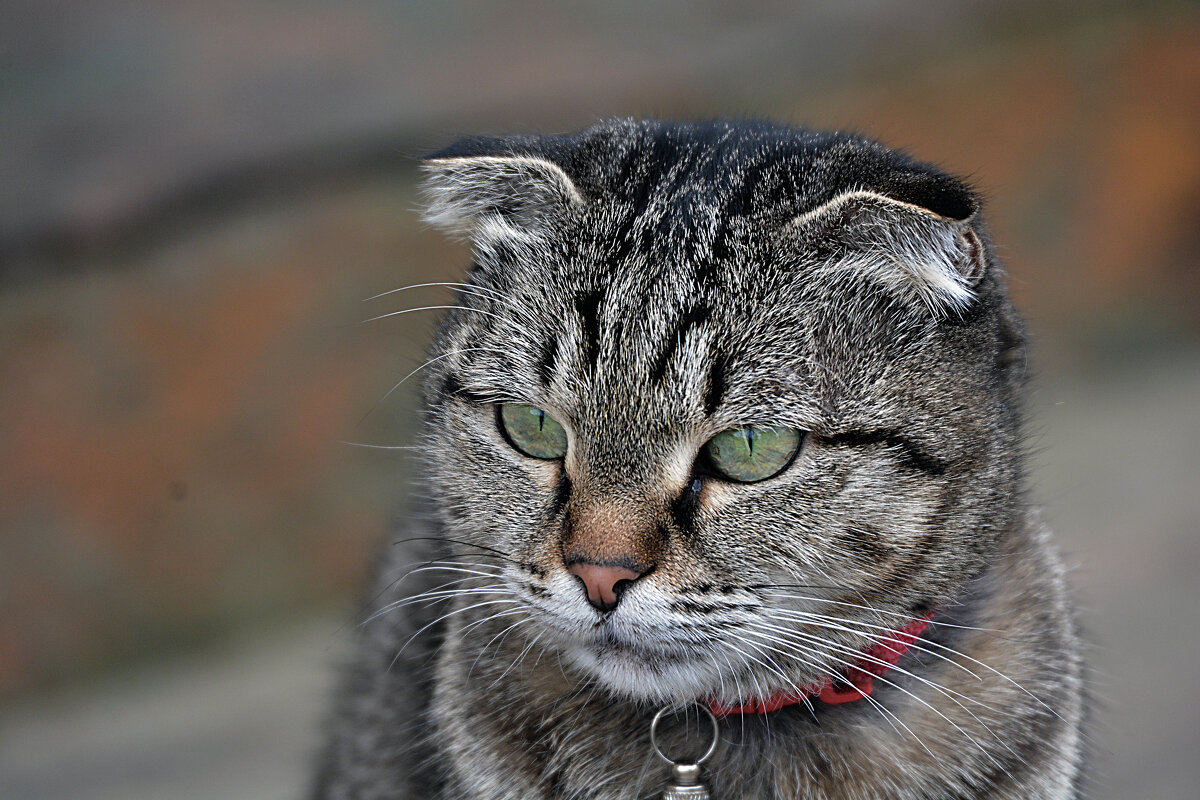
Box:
[0,1,1197,798]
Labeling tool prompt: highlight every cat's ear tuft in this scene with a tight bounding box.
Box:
[788,186,987,316]
[419,153,584,245]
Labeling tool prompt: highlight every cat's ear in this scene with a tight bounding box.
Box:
[419,152,584,245]
[787,178,986,316]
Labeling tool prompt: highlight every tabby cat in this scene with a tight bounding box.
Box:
[314,118,1085,799]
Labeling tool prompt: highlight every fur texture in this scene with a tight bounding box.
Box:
[313,119,1085,799]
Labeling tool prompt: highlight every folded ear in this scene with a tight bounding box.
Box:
[787,181,986,316]
[419,153,584,245]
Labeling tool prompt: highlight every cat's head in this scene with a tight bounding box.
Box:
[414,119,1026,705]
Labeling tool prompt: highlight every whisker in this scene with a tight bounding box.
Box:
[755,588,1003,633]
[490,629,547,688]
[856,687,936,759]
[747,619,1011,731]
[741,629,1006,770]
[763,609,982,681]
[348,557,508,632]
[739,621,1020,770]
[760,604,1067,724]
[341,441,423,450]
[358,346,510,427]
[392,561,508,579]
[364,584,510,625]
[364,281,541,327]
[391,535,514,561]
[363,305,507,324]
[388,598,526,672]
[459,606,532,638]
[365,280,509,304]
[467,615,537,680]
[715,634,806,700]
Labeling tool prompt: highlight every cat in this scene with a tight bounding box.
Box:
[313,118,1086,799]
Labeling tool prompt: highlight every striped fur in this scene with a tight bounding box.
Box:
[314,119,1085,800]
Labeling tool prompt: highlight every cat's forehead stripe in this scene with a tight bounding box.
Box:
[573,289,604,372]
[649,304,712,385]
[537,333,559,389]
[704,355,727,415]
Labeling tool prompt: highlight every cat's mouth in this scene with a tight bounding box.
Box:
[587,628,690,664]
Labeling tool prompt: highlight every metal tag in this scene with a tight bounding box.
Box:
[661,762,710,800]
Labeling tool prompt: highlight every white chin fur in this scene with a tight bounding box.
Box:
[559,642,729,704]
[555,632,829,708]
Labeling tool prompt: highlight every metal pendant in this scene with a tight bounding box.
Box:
[661,762,710,800]
[650,704,719,800]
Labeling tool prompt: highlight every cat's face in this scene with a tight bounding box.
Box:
[417,120,1023,706]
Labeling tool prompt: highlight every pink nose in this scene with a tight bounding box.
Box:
[567,562,645,612]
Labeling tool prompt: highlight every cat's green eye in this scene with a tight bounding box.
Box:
[499,403,569,460]
[704,426,803,483]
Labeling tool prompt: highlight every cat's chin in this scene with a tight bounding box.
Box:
[558,639,736,705]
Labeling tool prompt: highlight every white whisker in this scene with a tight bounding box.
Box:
[363,305,506,324]
[739,621,1019,772]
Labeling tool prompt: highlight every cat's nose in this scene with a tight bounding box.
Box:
[567,562,645,612]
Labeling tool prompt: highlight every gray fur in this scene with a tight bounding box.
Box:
[314,119,1085,799]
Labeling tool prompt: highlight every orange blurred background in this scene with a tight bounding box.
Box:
[1,2,1197,798]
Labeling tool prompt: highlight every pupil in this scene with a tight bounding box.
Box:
[537,409,545,431]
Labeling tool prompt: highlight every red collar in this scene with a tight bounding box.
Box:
[707,611,933,716]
